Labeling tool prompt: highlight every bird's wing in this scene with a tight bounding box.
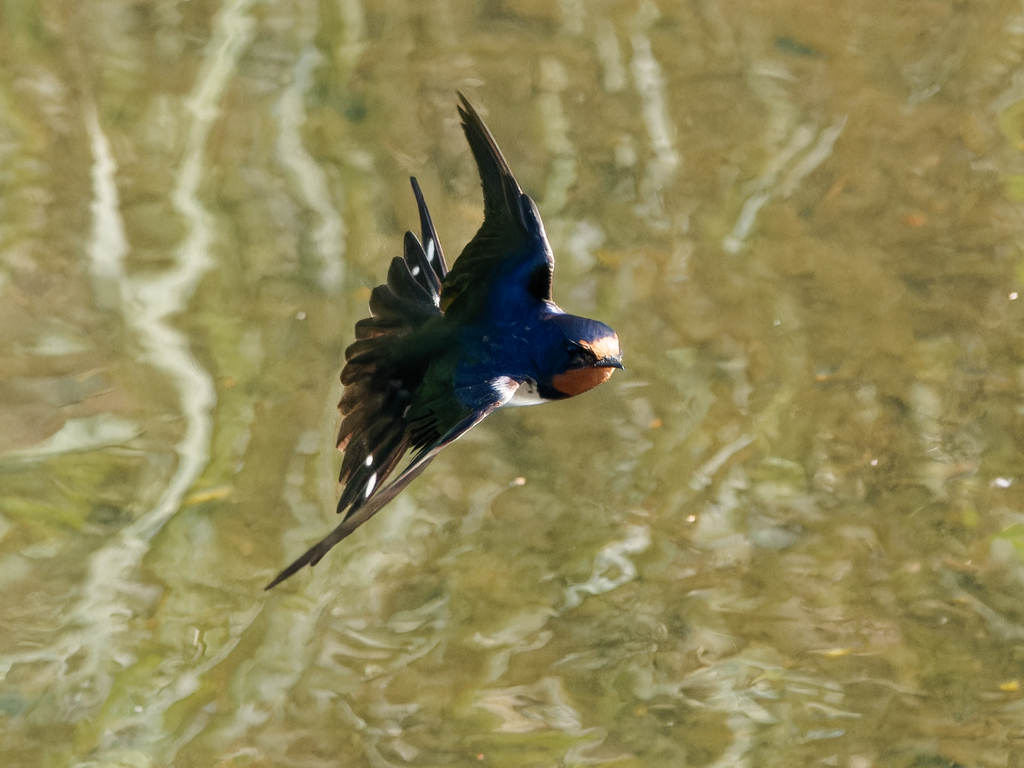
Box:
[267,179,450,589]
[265,377,518,589]
[331,179,449,520]
[440,94,554,320]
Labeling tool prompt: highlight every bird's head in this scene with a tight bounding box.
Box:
[540,314,623,399]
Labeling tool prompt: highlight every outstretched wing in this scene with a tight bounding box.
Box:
[440,94,554,321]
[267,179,450,589]
[265,378,519,589]
[332,180,449,514]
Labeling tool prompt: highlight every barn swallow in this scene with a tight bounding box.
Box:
[266,94,622,589]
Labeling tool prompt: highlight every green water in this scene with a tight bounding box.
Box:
[2,1,1024,766]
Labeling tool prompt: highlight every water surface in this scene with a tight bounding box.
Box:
[1,1,1024,766]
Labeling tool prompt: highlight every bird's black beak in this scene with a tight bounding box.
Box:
[599,356,624,371]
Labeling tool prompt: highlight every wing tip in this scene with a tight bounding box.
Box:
[454,92,528,234]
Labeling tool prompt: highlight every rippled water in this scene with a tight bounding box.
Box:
[2,1,1024,766]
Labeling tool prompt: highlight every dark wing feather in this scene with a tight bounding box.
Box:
[332,259,431,516]
[457,94,527,234]
[411,177,447,284]
[267,179,453,589]
[266,380,518,589]
[332,177,452,499]
[440,94,554,319]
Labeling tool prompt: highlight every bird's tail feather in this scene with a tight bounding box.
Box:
[265,456,437,590]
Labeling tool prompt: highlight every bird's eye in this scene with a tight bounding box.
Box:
[566,345,593,367]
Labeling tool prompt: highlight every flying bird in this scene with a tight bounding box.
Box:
[266,94,622,589]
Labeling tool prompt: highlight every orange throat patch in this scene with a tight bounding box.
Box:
[550,365,616,398]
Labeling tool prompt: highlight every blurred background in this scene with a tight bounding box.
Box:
[2,1,1024,766]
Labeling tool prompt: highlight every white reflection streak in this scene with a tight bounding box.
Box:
[125,0,258,543]
[468,606,555,682]
[722,125,815,255]
[474,678,622,762]
[562,524,651,610]
[476,677,584,734]
[557,0,585,35]
[722,116,848,254]
[538,57,576,214]
[86,105,128,309]
[631,32,680,227]
[690,434,756,490]
[41,0,252,732]
[778,116,847,198]
[210,594,332,750]
[594,19,626,93]
[275,43,346,291]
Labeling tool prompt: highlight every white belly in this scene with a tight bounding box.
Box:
[507,378,546,406]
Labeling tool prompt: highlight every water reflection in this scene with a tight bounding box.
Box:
[1,0,1023,766]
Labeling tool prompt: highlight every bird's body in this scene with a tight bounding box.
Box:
[266,95,621,589]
